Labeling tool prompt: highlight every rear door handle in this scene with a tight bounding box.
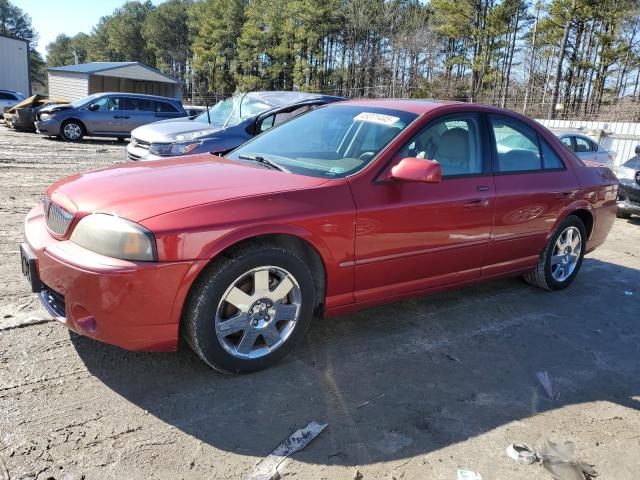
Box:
[476,185,490,192]
[555,191,574,199]
[464,198,490,208]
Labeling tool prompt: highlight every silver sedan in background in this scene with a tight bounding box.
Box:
[555,132,614,167]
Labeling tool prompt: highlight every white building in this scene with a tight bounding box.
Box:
[0,34,30,96]
[47,62,182,101]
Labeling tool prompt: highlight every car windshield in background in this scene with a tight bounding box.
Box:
[194,93,276,127]
[225,105,417,178]
[69,93,101,108]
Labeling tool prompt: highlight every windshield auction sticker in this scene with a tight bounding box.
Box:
[354,112,400,126]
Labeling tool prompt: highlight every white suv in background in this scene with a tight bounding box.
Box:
[0,89,25,113]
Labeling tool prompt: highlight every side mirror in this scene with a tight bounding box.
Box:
[88,103,99,111]
[635,145,640,155]
[390,157,442,183]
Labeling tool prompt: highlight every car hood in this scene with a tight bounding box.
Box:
[131,118,226,143]
[46,154,328,223]
[623,156,640,171]
[39,103,74,113]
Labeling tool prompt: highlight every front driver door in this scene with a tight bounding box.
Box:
[350,113,495,303]
[84,96,122,134]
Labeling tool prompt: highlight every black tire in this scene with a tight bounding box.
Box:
[617,209,631,219]
[183,243,316,374]
[523,215,587,291]
[61,120,84,141]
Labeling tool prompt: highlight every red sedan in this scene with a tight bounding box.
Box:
[21,100,618,373]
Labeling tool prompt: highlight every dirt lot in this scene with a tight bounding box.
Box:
[1,124,639,480]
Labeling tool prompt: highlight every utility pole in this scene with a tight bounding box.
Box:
[523,1,541,115]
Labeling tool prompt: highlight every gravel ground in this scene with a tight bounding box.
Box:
[1,124,639,480]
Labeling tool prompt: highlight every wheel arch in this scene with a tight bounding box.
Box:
[549,201,595,241]
[181,230,329,323]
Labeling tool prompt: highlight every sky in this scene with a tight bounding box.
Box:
[12,0,166,57]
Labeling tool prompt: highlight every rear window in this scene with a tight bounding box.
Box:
[156,101,178,113]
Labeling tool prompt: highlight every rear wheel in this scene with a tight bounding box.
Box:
[524,215,586,291]
[617,209,631,219]
[183,244,316,373]
[61,120,84,141]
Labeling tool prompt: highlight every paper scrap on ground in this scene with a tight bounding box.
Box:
[246,421,328,480]
[457,469,484,480]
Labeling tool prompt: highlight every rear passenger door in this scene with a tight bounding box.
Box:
[484,114,577,277]
[120,97,156,133]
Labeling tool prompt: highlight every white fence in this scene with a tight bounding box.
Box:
[536,119,640,167]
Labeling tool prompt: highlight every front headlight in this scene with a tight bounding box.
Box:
[175,129,217,141]
[39,112,54,121]
[70,213,157,261]
[617,165,636,180]
[149,141,201,156]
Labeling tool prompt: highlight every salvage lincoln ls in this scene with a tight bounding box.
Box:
[21,100,618,373]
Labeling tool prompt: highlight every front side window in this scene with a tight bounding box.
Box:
[491,116,542,172]
[90,96,120,111]
[226,105,417,178]
[397,115,483,176]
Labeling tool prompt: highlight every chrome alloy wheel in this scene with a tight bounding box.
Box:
[550,226,582,282]
[215,266,302,359]
[63,123,82,140]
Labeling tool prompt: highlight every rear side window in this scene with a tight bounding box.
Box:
[156,101,178,113]
[0,92,18,100]
[490,115,542,172]
[540,139,565,169]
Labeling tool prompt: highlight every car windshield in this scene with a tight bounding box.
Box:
[193,93,276,127]
[226,105,417,178]
[69,93,102,108]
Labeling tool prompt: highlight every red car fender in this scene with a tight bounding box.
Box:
[546,199,595,242]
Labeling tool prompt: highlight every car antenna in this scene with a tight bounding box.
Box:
[206,97,211,125]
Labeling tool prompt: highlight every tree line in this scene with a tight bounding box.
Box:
[4,0,640,120]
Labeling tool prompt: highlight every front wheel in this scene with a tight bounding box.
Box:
[183,244,316,373]
[61,120,84,141]
[524,215,587,291]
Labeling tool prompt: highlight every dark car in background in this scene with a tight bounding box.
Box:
[616,145,640,219]
[3,94,69,131]
[35,92,187,142]
[126,91,344,161]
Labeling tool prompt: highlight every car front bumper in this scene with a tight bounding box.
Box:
[22,204,201,351]
[35,119,61,136]
[618,181,640,215]
[125,142,164,161]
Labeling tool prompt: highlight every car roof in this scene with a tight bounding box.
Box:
[92,92,180,101]
[554,131,592,139]
[334,98,463,114]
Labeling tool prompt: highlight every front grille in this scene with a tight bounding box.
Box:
[39,284,66,318]
[132,137,150,150]
[44,197,74,236]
